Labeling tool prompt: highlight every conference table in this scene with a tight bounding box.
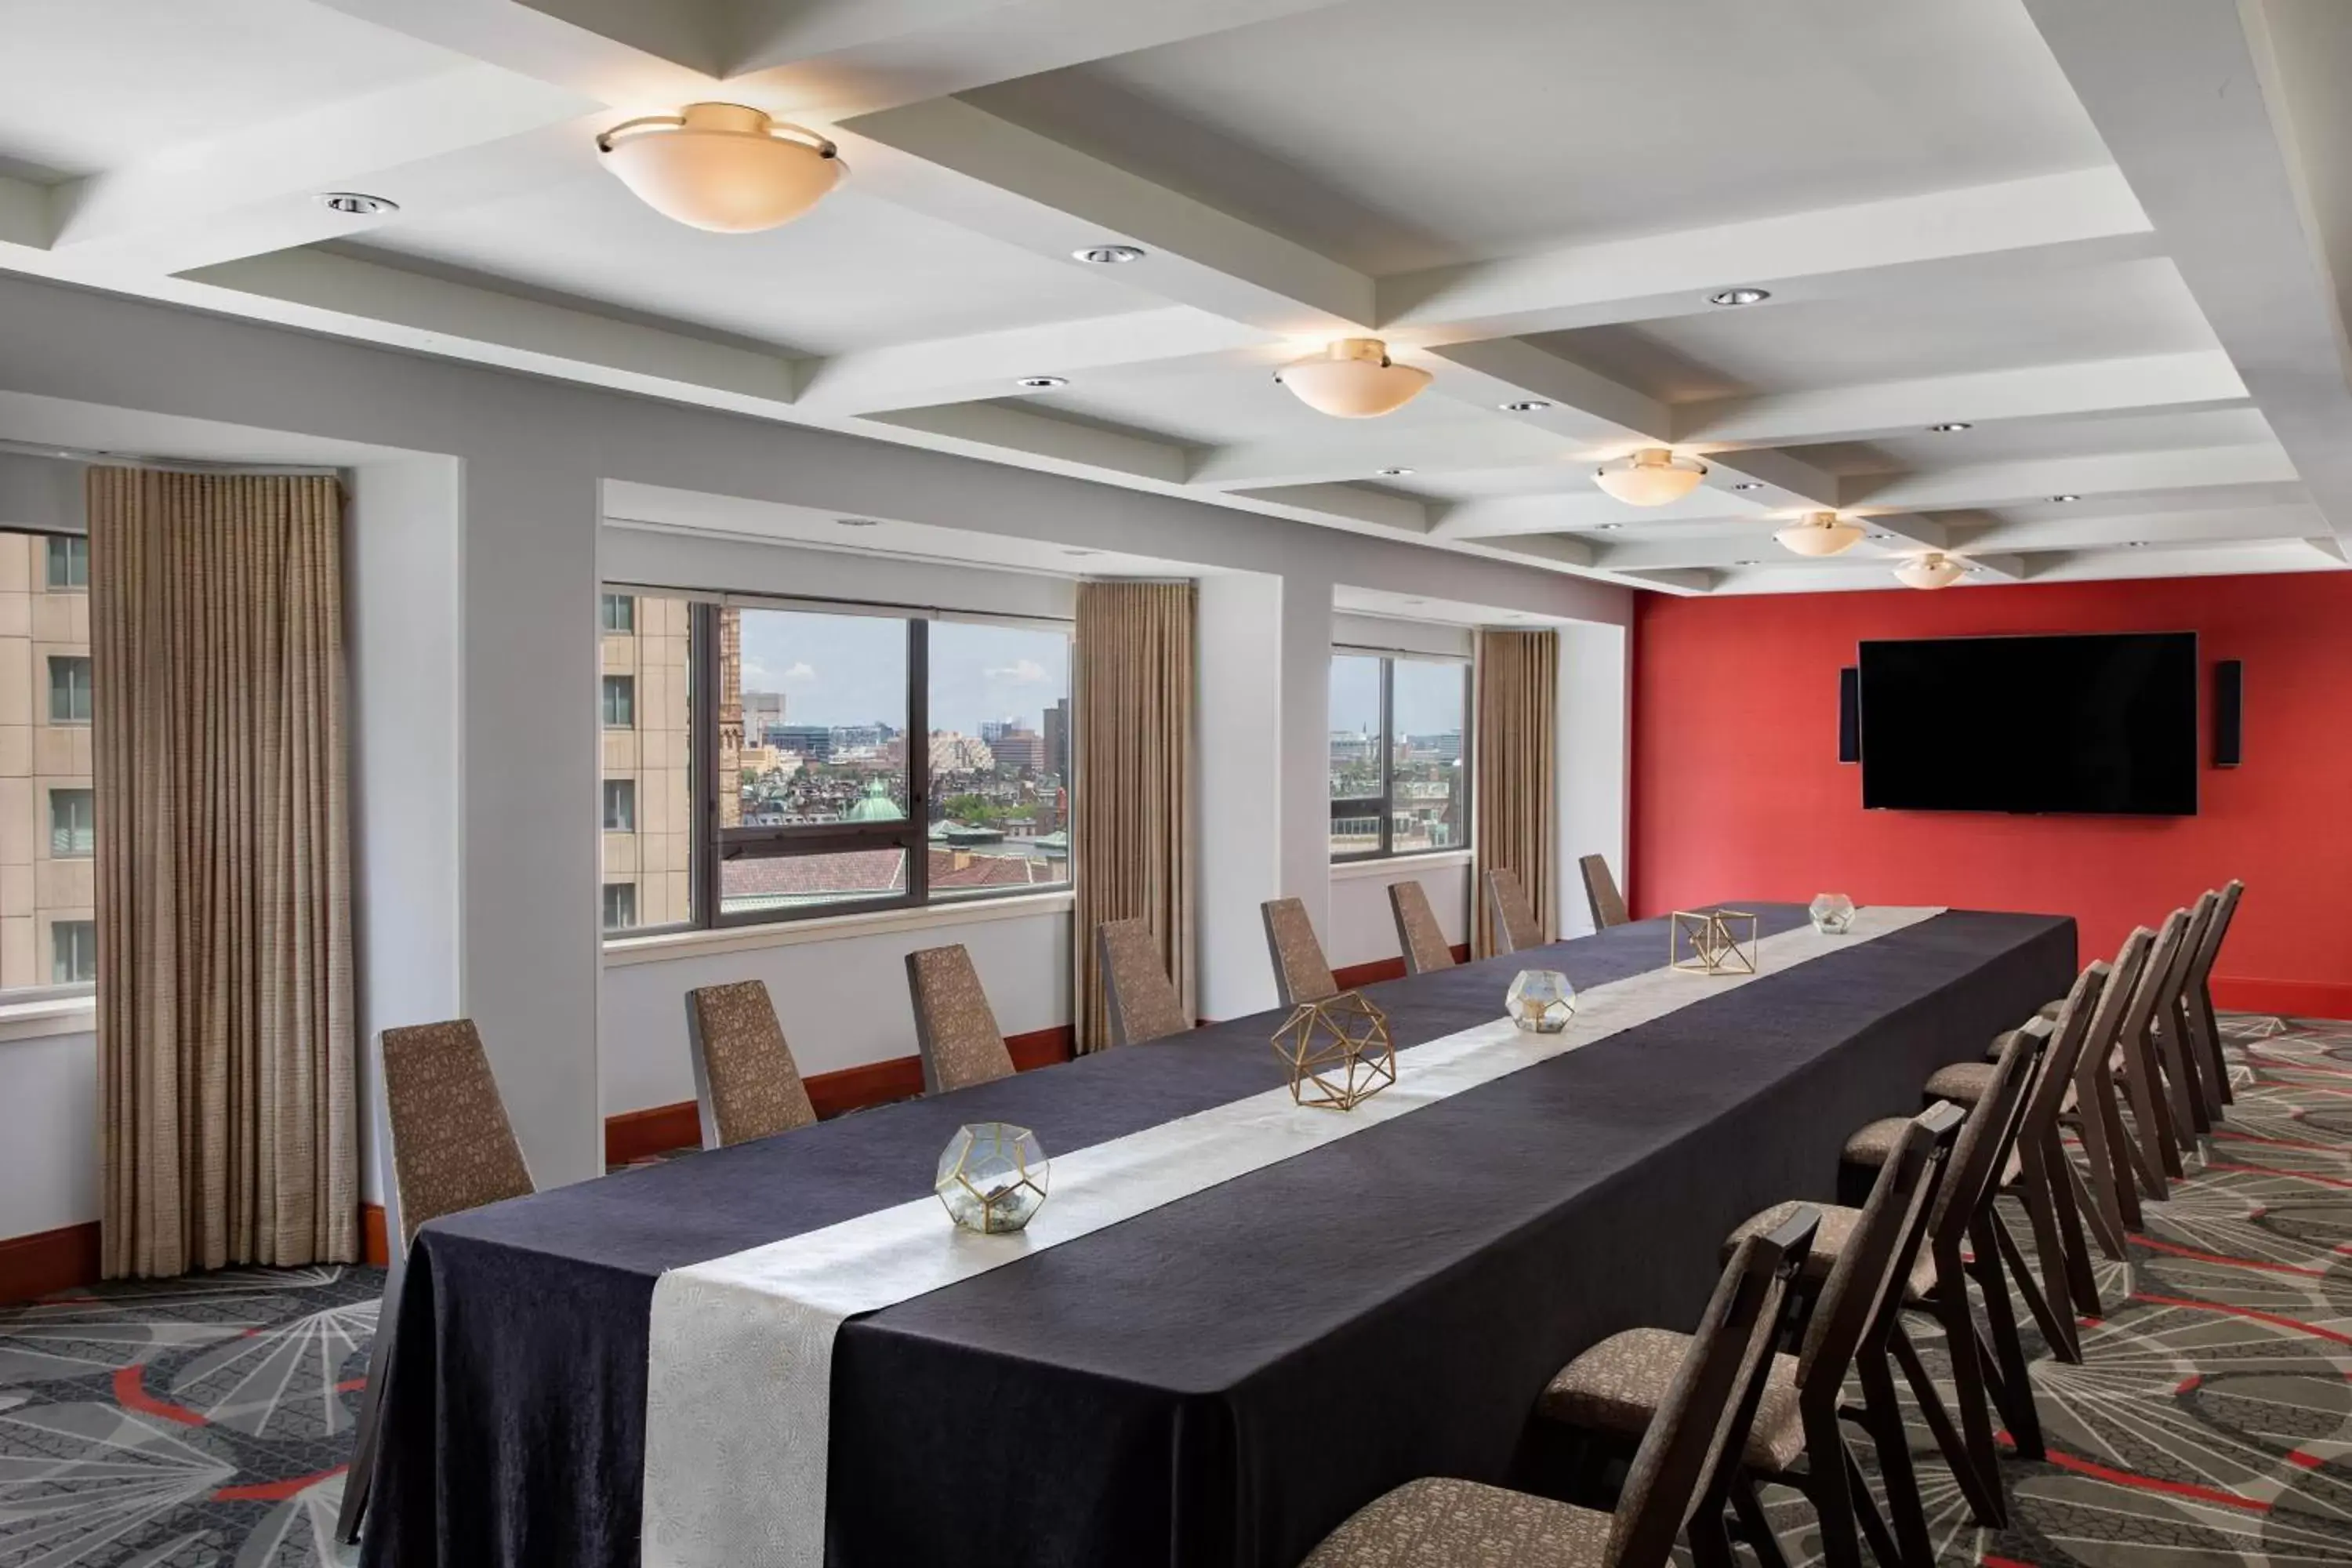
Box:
[358,902,2071,1568]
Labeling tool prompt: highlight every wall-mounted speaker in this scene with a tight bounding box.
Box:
[1838,666,1860,764]
[2213,659,2242,768]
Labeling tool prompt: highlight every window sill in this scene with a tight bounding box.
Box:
[1330,848,1474,882]
[0,993,96,1043]
[602,888,1076,967]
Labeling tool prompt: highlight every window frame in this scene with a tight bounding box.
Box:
[600,588,1074,942]
[49,787,94,858]
[601,881,637,931]
[601,673,634,729]
[599,592,634,633]
[601,778,636,833]
[45,535,89,590]
[1328,648,1472,864]
[48,655,92,725]
[52,919,96,985]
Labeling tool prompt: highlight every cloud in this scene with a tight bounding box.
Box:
[779,662,817,684]
[983,659,1047,684]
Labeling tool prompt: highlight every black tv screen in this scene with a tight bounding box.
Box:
[1858,632,2198,815]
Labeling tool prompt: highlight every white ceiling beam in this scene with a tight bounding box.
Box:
[1672,350,2251,450]
[1842,443,2298,511]
[1430,489,1763,542]
[1954,500,2325,552]
[835,98,1373,332]
[2022,0,2352,552]
[867,402,1189,484]
[1186,423,1577,491]
[793,309,1276,416]
[1223,483,1432,536]
[1377,169,2157,339]
[1419,339,1667,447]
[1613,568,1720,596]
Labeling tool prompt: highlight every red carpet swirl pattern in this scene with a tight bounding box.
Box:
[5,1015,2352,1566]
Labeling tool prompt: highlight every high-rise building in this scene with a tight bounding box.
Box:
[989,724,1045,773]
[1043,697,1069,782]
[600,591,692,931]
[774,724,833,761]
[742,690,784,741]
[0,532,93,986]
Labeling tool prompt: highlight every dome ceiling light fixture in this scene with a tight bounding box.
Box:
[596,103,842,233]
[1592,447,1708,506]
[1773,510,1865,557]
[1893,553,1968,590]
[1274,338,1431,418]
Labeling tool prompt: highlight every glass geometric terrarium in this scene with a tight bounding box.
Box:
[935,1123,1051,1234]
[1505,970,1577,1033]
[1809,893,1858,935]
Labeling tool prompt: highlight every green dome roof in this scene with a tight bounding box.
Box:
[845,779,904,822]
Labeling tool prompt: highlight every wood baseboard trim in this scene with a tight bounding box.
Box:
[0,1221,101,1306]
[2214,977,2352,1022]
[1332,944,1473,993]
[605,1101,704,1168]
[361,1203,389,1269]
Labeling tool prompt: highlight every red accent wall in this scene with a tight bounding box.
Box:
[1631,572,2352,1019]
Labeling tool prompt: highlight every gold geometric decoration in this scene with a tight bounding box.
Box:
[1671,909,1760,976]
[1504,970,1577,1033]
[1272,991,1396,1111]
[934,1123,1051,1234]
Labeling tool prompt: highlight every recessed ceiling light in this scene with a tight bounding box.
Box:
[2124,540,2150,548]
[1376,466,1415,477]
[1073,244,1146,264]
[1501,399,1553,412]
[1730,481,1764,492]
[1015,376,1068,390]
[1594,523,1624,532]
[1927,422,1973,433]
[1063,548,1098,556]
[1867,532,1895,542]
[835,517,880,528]
[1708,287,1771,307]
[2048,493,2082,503]
[1733,559,1762,568]
[320,191,398,216]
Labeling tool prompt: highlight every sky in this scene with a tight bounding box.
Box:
[737,610,1069,735]
[1331,654,1468,737]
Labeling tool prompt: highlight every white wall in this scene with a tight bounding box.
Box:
[1195,572,1285,1022]
[0,268,1631,1225]
[602,904,1071,1116]
[1326,857,1472,972]
[0,1030,97,1238]
[1558,621,1633,936]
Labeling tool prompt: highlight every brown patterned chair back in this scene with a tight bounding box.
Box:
[1608,1207,1815,1568]
[906,944,1016,1093]
[1096,919,1191,1047]
[1261,898,1339,1008]
[1387,881,1456,975]
[378,1019,535,1250]
[685,980,817,1149]
[1579,852,1630,930]
[1484,866,1545,953]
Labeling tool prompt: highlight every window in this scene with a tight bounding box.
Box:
[1329,652,1469,860]
[597,588,1072,938]
[603,779,635,831]
[49,788,93,857]
[52,920,96,984]
[601,882,637,931]
[45,535,88,590]
[601,674,634,728]
[600,592,634,633]
[49,655,92,724]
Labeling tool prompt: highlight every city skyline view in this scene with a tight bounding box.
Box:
[739,612,1070,738]
[1329,652,1470,739]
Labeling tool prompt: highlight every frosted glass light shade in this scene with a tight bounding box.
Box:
[1774,512,1864,557]
[597,103,843,233]
[1593,448,1708,506]
[1893,553,1966,590]
[1276,339,1432,418]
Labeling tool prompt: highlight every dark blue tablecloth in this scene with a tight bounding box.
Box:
[360,905,2074,1568]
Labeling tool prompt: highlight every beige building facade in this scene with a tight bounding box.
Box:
[0,531,93,988]
[601,591,692,931]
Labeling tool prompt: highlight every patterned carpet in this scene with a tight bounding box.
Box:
[5,1016,2352,1566]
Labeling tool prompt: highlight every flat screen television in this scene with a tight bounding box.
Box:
[1858,632,2198,815]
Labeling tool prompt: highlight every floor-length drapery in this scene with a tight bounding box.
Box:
[1071,581,1195,1052]
[92,467,358,1277]
[1472,628,1558,960]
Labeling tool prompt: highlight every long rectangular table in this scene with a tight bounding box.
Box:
[359,904,2072,1568]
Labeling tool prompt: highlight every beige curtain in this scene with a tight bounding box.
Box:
[1071,581,1195,1052]
[1472,628,1559,960]
[92,468,358,1278]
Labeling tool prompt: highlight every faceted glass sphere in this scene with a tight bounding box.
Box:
[935,1123,1050,1234]
[1809,893,1858,935]
[1505,969,1577,1033]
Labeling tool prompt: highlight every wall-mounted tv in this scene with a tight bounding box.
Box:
[1858,632,2198,815]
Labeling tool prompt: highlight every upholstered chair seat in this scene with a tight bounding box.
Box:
[1302,1478,1615,1568]
[1541,1330,1806,1472]
[686,980,816,1149]
[1924,1061,1996,1104]
[906,945,1016,1093]
[1846,1115,2021,1189]
[1726,1198,1936,1301]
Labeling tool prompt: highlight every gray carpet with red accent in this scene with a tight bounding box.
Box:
[5,1014,2352,1566]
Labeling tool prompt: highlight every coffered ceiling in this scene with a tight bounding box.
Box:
[2,0,2349,595]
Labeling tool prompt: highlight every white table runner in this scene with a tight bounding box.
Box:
[642,906,1945,1567]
